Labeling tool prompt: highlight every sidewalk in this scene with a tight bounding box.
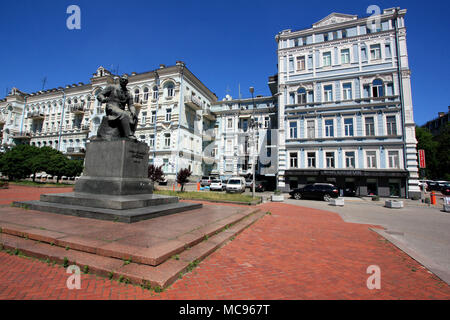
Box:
[0,185,449,299]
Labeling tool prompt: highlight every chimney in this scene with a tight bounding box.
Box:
[176,61,185,67]
[438,112,445,118]
[159,64,166,69]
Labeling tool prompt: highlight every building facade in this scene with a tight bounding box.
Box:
[275,8,420,198]
[0,62,217,181]
[209,94,278,185]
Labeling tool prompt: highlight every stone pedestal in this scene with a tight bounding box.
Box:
[385,200,404,209]
[14,139,202,223]
[330,198,345,206]
[75,139,153,195]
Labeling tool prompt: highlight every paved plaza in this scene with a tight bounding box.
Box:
[0,185,449,299]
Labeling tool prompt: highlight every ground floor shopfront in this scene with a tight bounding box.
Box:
[284,169,409,198]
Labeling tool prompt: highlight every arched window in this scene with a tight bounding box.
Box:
[297,88,307,104]
[143,87,149,101]
[134,89,140,103]
[165,82,174,97]
[372,79,384,98]
[153,86,159,99]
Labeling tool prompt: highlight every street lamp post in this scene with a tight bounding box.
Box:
[249,87,256,198]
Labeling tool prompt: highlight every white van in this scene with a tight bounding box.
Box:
[226,177,246,193]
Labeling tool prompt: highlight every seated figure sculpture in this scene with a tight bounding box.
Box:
[96,74,138,141]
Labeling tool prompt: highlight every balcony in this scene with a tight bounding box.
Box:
[12,131,32,139]
[0,115,6,124]
[184,94,203,111]
[27,111,45,120]
[70,104,86,114]
[202,109,215,121]
[65,147,86,156]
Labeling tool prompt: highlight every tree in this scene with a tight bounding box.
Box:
[26,146,60,182]
[64,159,84,179]
[148,164,165,182]
[176,168,192,192]
[415,126,438,179]
[0,144,34,180]
[434,123,450,181]
[46,153,69,183]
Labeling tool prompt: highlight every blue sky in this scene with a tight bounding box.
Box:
[0,0,448,125]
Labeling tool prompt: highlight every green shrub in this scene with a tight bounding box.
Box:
[372,195,380,201]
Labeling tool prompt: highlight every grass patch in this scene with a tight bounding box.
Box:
[154,190,261,204]
[9,180,74,188]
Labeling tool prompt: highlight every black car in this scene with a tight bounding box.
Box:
[442,184,450,196]
[289,183,340,202]
[255,180,269,192]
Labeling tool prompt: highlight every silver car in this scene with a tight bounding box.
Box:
[210,179,226,191]
[226,177,246,193]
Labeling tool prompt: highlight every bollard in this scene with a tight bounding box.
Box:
[431,191,436,205]
[197,182,200,191]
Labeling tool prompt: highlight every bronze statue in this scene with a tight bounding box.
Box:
[96,75,138,140]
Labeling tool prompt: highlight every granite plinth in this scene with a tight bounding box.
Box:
[74,139,153,195]
[13,200,202,223]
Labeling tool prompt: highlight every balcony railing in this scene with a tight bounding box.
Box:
[70,104,86,114]
[12,131,32,139]
[202,108,215,120]
[27,111,45,119]
[65,147,86,155]
[184,94,203,110]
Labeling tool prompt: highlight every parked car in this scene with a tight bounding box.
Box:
[210,179,226,191]
[200,176,214,187]
[158,178,168,186]
[255,180,270,192]
[426,181,441,192]
[226,177,246,193]
[441,184,450,196]
[289,183,340,202]
[245,179,253,189]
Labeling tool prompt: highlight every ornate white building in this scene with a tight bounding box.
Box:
[0,62,217,181]
[275,7,420,197]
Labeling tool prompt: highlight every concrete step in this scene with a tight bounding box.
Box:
[0,210,265,289]
[12,200,202,223]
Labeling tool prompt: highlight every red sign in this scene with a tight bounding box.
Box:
[418,149,426,168]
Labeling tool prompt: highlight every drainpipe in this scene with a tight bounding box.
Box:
[393,8,409,199]
[57,89,66,151]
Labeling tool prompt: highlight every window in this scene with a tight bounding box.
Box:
[323,52,332,66]
[134,89,140,103]
[307,120,315,138]
[149,134,154,148]
[332,31,338,40]
[143,87,149,101]
[165,108,172,122]
[365,117,375,136]
[165,83,174,97]
[289,121,298,139]
[342,30,347,38]
[344,118,354,136]
[264,117,270,129]
[290,152,298,168]
[324,85,333,102]
[323,33,329,42]
[342,83,352,100]
[227,118,233,129]
[367,151,377,168]
[296,56,306,71]
[289,58,294,72]
[386,116,397,135]
[341,49,350,64]
[385,44,392,58]
[226,140,232,153]
[297,88,306,104]
[294,39,299,47]
[141,112,147,125]
[289,92,295,104]
[151,111,156,124]
[388,151,400,168]
[152,86,159,99]
[307,152,316,168]
[164,133,171,148]
[163,159,169,172]
[372,79,384,97]
[370,44,381,60]
[361,47,367,61]
[325,119,334,137]
[326,152,335,168]
[345,152,355,168]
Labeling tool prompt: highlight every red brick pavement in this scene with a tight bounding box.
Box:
[0,185,449,299]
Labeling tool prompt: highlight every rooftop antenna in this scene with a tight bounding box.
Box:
[41,76,47,91]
